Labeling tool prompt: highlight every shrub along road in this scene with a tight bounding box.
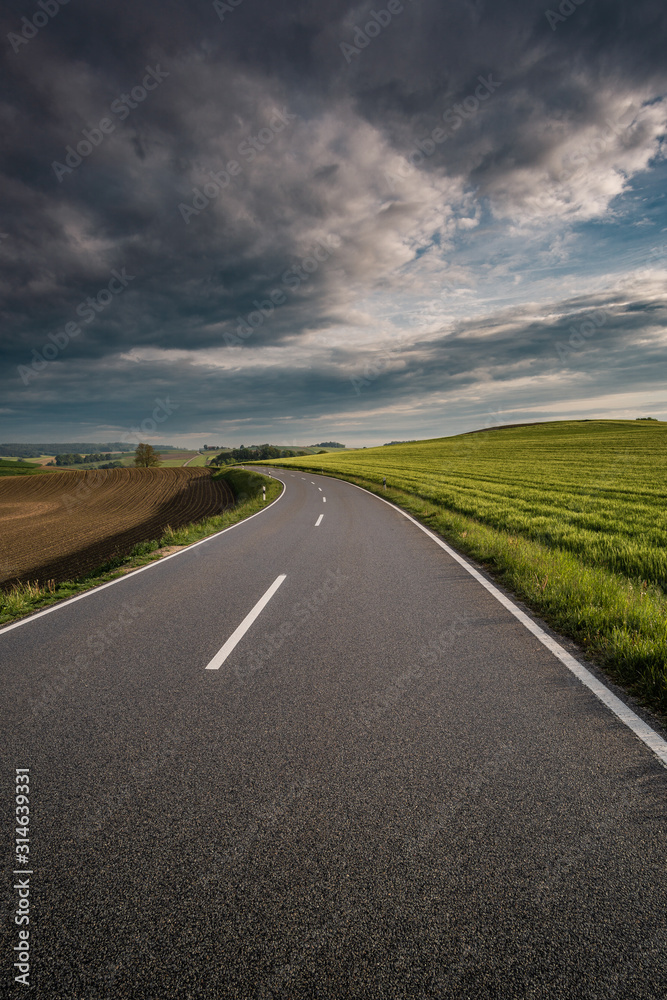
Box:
[1,468,665,998]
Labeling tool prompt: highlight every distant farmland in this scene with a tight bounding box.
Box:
[0,458,57,476]
[0,467,233,587]
[259,420,667,711]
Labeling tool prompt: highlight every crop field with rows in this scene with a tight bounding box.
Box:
[0,466,234,588]
[261,420,667,711]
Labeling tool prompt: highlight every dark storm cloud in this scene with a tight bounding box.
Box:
[1,0,666,439]
[2,278,664,440]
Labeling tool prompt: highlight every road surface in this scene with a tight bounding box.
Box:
[1,467,665,998]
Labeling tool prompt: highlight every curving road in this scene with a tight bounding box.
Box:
[1,467,666,998]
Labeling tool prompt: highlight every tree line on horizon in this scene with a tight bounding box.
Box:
[0,442,135,459]
[52,452,117,466]
[210,444,312,465]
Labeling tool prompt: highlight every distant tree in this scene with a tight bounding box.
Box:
[134,443,161,468]
[317,450,327,454]
[254,444,281,459]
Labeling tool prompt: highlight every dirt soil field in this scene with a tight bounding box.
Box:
[0,467,234,587]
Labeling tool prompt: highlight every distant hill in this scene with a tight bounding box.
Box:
[0,442,186,459]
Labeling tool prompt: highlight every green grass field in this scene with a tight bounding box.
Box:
[0,459,58,476]
[257,420,667,715]
[158,453,210,467]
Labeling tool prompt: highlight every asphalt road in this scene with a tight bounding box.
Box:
[1,467,666,999]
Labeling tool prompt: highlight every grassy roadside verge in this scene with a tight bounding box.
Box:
[262,463,667,718]
[0,468,281,627]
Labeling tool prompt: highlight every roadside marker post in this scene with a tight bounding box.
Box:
[262,486,266,501]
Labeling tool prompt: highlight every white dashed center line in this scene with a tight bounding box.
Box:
[205,575,287,670]
[315,514,324,526]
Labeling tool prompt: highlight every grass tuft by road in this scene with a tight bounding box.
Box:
[0,469,281,627]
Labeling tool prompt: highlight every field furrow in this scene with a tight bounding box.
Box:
[0,467,234,587]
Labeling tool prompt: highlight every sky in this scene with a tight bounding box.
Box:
[1,0,666,448]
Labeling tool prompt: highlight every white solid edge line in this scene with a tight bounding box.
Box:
[0,472,287,636]
[315,514,324,526]
[340,477,667,769]
[205,574,286,670]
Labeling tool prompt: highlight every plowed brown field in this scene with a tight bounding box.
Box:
[0,467,234,587]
